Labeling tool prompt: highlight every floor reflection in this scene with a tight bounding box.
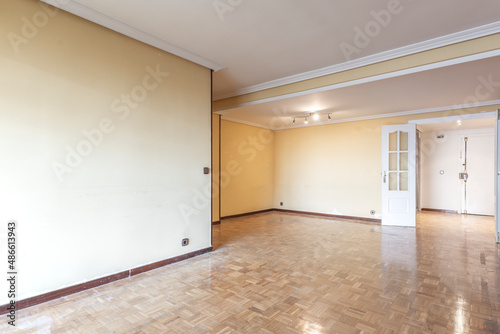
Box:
[3,211,497,333]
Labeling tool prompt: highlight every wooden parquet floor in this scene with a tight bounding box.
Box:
[2,212,500,333]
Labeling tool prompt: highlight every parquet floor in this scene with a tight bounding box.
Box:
[2,212,500,333]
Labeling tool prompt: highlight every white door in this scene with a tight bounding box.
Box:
[495,110,500,243]
[382,124,417,227]
[461,134,495,215]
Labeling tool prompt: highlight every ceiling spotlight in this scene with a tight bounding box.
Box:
[313,113,319,121]
[304,117,308,124]
[292,118,295,124]
[328,114,331,120]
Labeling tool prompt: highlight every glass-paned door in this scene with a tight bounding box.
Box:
[382,124,416,227]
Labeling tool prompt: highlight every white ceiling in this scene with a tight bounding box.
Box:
[44,0,500,129]
[219,56,500,129]
[417,117,495,133]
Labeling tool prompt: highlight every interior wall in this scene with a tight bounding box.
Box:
[273,106,499,219]
[0,0,211,304]
[420,126,494,212]
[220,120,274,217]
[212,115,221,222]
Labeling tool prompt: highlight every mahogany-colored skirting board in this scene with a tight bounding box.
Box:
[220,209,274,220]
[0,247,212,315]
[218,208,381,224]
[273,209,381,224]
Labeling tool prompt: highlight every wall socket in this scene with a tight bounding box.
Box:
[182,238,189,246]
[280,202,283,206]
[370,210,376,215]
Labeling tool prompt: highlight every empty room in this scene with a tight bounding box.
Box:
[1,0,500,333]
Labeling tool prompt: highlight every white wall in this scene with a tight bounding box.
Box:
[0,0,211,304]
[420,126,494,212]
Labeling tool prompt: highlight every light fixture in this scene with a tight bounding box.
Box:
[457,120,462,126]
[290,112,334,125]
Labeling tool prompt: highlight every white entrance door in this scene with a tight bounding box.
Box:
[382,124,417,227]
[462,134,495,215]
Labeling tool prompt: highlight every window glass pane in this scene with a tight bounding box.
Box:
[389,132,397,151]
[400,172,408,191]
[400,132,408,151]
[389,153,398,171]
[400,152,408,171]
[389,172,398,191]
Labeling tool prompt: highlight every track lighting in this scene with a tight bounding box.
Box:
[290,112,333,125]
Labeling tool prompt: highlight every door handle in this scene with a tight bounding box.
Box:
[383,171,387,183]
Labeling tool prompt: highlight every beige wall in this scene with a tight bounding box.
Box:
[274,106,499,219]
[220,120,274,217]
[0,0,211,303]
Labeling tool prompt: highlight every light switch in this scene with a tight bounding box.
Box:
[203,167,210,174]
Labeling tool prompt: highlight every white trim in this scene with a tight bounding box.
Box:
[220,117,271,130]
[215,50,500,112]
[41,0,225,71]
[274,100,500,131]
[409,111,497,125]
[215,21,500,100]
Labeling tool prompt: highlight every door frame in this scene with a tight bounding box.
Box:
[408,111,498,242]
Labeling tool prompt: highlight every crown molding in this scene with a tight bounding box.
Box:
[218,117,271,130]
[214,49,500,112]
[41,0,225,71]
[274,100,500,131]
[214,21,500,100]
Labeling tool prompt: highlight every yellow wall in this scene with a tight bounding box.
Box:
[0,0,211,303]
[274,105,499,219]
[220,121,274,217]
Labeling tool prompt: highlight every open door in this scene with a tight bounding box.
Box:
[495,109,500,243]
[382,124,417,227]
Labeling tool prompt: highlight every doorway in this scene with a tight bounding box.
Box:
[417,117,495,216]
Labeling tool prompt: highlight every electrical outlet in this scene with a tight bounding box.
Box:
[182,238,189,246]
[280,202,283,206]
[370,210,376,215]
